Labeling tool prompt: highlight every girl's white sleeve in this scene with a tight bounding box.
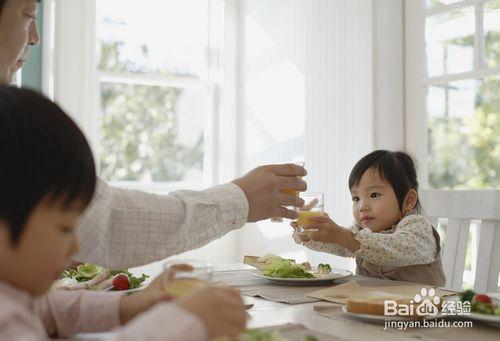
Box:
[293,226,357,258]
[352,215,437,267]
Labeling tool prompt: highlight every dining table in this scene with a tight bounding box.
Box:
[71,263,500,341]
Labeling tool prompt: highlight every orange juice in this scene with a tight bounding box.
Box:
[164,278,207,297]
[296,210,325,226]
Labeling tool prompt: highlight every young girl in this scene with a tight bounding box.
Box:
[0,86,246,340]
[293,150,446,286]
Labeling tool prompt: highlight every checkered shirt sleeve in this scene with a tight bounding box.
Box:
[74,179,248,268]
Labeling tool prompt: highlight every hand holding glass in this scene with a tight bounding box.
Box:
[295,192,325,228]
[162,260,213,297]
[271,161,305,222]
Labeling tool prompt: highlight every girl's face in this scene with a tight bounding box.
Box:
[0,0,39,83]
[350,167,402,232]
[0,197,82,296]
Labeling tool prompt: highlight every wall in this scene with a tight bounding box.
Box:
[235,0,375,270]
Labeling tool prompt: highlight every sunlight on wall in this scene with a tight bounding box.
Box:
[245,15,275,62]
[244,17,306,237]
[237,1,373,273]
[246,60,305,152]
[256,219,295,239]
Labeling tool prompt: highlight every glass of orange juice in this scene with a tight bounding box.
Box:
[295,192,324,229]
[162,260,213,297]
[271,161,305,223]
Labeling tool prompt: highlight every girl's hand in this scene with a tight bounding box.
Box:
[300,214,343,244]
[290,221,310,244]
[300,215,361,252]
[290,214,341,244]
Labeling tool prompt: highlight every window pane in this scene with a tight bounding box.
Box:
[99,83,205,182]
[425,0,462,8]
[484,1,500,68]
[427,77,500,189]
[96,0,208,77]
[425,7,475,77]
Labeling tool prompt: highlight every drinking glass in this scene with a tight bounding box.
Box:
[294,192,325,231]
[162,260,213,297]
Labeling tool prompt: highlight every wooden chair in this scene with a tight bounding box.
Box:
[420,190,500,292]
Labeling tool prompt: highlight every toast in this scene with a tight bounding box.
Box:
[346,292,440,318]
[346,293,412,316]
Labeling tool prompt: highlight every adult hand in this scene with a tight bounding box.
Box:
[232,164,307,222]
[177,286,247,339]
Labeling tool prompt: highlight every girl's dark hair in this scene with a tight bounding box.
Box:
[348,150,422,213]
[0,86,96,245]
[0,0,42,16]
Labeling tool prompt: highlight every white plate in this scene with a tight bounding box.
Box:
[341,306,445,323]
[442,295,500,328]
[106,284,146,293]
[250,268,352,285]
[455,312,500,328]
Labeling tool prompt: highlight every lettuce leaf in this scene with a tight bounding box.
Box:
[262,257,313,278]
[60,263,104,282]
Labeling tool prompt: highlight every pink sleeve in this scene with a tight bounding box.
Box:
[109,302,207,341]
[34,289,121,338]
[0,304,45,341]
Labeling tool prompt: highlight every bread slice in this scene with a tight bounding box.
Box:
[346,291,443,318]
[243,256,266,270]
[347,299,388,316]
[346,292,413,317]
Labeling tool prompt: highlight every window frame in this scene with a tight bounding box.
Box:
[46,0,227,193]
[404,0,500,189]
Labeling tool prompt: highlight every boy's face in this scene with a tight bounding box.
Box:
[0,0,39,84]
[350,167,402,233]
[0,197,82,296]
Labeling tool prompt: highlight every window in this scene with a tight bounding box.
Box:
[406,0,500,290]
[406,0,500,190]
[95,0,224,191]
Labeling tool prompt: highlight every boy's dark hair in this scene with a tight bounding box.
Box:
[0,0,42,16]
[0,86,96,245]
[348,150,422,213]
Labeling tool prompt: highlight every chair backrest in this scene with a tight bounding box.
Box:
[420,190,500,292]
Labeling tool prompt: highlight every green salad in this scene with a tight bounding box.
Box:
[60,263,149,290]
[459,289,500,316]
[261,257,314,279]
[60,263,105,282]
[110,269,149,289]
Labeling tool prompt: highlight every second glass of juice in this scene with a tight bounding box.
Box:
[162,260,213,297]
[295,192,325,229]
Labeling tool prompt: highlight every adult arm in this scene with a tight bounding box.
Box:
[74,180,248,268]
